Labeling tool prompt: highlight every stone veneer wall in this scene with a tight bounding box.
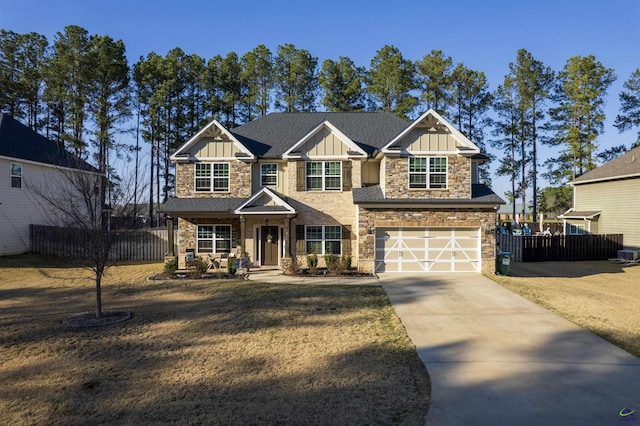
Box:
[175,161,252,198]
[357,207,496,275]
[177,217,241,269]
[383,155,471,199]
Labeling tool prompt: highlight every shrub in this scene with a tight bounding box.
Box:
[306,252,318,274]
[192,256,210,278]
[164,258,177,275]
[283,257,302,275]
[340,255,352,271]
[324,253,341,274]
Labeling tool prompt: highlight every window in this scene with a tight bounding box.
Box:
[195,163,229,192]
[569,224,585,235]
[408,157,447,189]
[305,225,341,254]
[261,163,277,186]
[10,163,22,188]
[197,225,231,253]
[306,161,341,191]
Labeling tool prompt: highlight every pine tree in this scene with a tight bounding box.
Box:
[274,44,318,112]
[367,45,417,119]
[614,68,640,148]
[318,56,366,111]
[416,49,453,115]
[242,45,273,120]
[548,55,616,182]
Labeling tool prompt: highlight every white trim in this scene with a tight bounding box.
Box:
[0,155,99,175]
[196,224,232,254]
[170,119,255,161]
[194,162,230,193]
[234,187,296,215]
[282,120,367,159]
[10,162,22,188]
[304,224,342,255]
[260,163,278,187]
[305,160,342,192]
[382,109,479,155]
[407,156,448,190]
[571,173,640,185]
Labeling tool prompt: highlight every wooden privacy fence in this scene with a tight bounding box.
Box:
[30,225,176,261]
[496,234,623,262]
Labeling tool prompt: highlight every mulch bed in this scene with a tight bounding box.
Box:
[62,310,132,328]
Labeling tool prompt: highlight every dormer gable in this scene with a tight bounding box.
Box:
[170,119,255,162]
[283,120,367,159]
[382,109,480,156]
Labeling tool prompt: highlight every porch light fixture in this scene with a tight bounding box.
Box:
[367,224,374,235]
[485,224,493,235]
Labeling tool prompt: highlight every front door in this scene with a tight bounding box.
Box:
[261,226,279,266]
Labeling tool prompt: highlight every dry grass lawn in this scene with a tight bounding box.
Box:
[491,260,640,357]
[0,255,429,425]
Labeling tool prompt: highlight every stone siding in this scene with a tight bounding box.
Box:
[383,155,471,199]
[175,161,252,198]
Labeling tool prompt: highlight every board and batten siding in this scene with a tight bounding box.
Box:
[0,158,84,255]
[574,178,640,250]
[251,161,288,194]
[397,128,457,152]
[298,127,350,157]
[191,137,241,158]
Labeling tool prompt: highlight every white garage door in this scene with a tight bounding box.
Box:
[375,227,480,273]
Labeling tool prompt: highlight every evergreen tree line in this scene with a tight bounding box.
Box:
[2,25,640,220]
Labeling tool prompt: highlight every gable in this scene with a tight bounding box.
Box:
[171,119,254,161]
[283,121,366,159]
[382,109,479,155]
[191,136,242,159]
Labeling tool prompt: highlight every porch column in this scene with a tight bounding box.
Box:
[239,215,246,258]
[283,216,291,257]
[165,216,175,257]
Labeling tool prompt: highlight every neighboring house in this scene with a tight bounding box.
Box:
[160,109,505,274]
[560,145,640,250]
[0,113,98,255]
[497,203,535,223]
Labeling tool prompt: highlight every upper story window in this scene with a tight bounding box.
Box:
[261,163,277,186]
[197,224,231,253]
[408,157,447,189]
[195,163,229,192]
[306,161,341,191]
[10,163,22,188]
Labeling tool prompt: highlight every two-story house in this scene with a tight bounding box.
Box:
[0,113,98,255]
[160,109,504,274]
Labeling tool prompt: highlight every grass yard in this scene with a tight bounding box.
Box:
[491,260,640,357]
[0,255,430,425]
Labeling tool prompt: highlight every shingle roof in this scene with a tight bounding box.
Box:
[230,112,410,158]
[159,197,245,214]
[571,145,640,184]
[352,184,505,205]
[0,113,97,172]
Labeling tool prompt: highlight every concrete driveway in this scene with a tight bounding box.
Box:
[379,273,640,426]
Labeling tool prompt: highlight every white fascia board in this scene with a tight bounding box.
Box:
[282,120,367,159]
[170,119,255,161]
[381,109,480,154]
[571,173,640,185]
[233,187,296,214]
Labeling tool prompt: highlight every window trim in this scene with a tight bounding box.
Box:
[305,225,342,255]
[305,160,342,191]
[260,163,278,187]
[196,224,232,254]
[10,162,22,189]
[568,223,585,235]
[194,162,230,192]
[408,156,448,189]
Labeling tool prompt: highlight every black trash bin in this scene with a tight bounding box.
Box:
[496,251,512,275]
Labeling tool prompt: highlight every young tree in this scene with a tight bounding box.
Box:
[548,55,616,182]
[366,45,417,119]
[614,68,640,149]
[318,56,366,111]
[273,44,318,112]
[416,49,453,115]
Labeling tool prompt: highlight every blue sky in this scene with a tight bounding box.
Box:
[1,0,639,198]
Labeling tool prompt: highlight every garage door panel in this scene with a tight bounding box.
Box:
[375,227,480,273]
